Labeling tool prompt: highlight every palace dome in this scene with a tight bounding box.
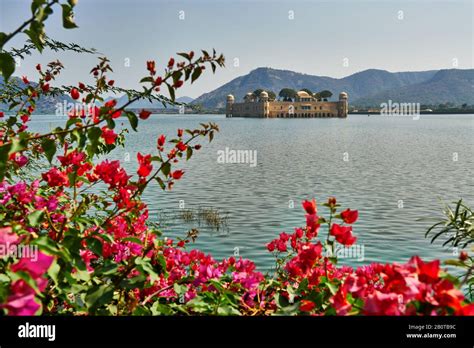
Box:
[259,91,268,97]
[297,91,310,98]
[339,92,348,99]
[227,94,235,100]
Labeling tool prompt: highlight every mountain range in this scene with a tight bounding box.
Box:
[2,68,473,113]
[191,67,474,109]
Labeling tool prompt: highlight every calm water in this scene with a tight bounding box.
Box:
[30,114,474,270]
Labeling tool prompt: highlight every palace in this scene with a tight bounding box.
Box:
[226,90,348,118]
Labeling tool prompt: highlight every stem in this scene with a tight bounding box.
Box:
[1,0,60,50]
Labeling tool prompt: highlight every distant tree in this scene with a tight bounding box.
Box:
[267,90,276,101]
[319,90,333,101]
[462,103,468,109]
[313,92,322,101]
[252,89,264,99]
[278,88,297,101]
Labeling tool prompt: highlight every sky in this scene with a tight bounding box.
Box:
[1,0,473,98]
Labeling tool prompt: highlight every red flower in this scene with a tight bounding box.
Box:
[36,64,41,70]
[305,213,320,238]
[154,77,163,86]
[94,160,130,188]
[70,88,80,100]
[341,209,358,224]
[139,109,152,120]
[299,300,315,312]
[157,134,166,147]
[328,197,337,206]
[42,167,69,187]
[330,223,357,246]
[101,127,117,145]
[105,99,117,108]
[459,251,468,261]
[108,80,115,86]
[172,170,184,180]
[146,60,156,75]
[266,241,276,252]
[0,112,4,118]
[168,58,175,69]
[78,82,86,90]
[22,76,29,84]
[111,110,122,119]
[177,129,184,137]
[176,141,187,151]
[302,198,317,215]
[456,304,474,316]
[411,256,440,284]
[174,80,183,88]
[41,83,49,92]
[330,288,352,315]
[137,152,153,177]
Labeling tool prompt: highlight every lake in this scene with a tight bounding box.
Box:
[30,114,474,271]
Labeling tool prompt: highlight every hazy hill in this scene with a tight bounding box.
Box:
[0,76,74,114]
[191,67,473,109]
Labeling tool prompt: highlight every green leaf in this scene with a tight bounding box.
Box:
[47,259,60,285]
[87,127,102,156]
[61,4,78,29]
[126,111,138,131]
[41,138,56,163]
[139,77,154,83]
[27,210,44,227]
[155,177,166,190]
[0,52,15,81]
[161,162,171,177]
[0,33,7,49]
[177,52,190,60]
[166,83,175,101]
[186,146,193,160]
[31,236,65,259]
[85,284,114,309]
[0,144,12,180]
[191,67,202,83]
[86,238,103,256]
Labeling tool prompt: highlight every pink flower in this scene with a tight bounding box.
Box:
[364,291,401,315]
[11,252,54,279]
[1,280,40,316]
[0,226,20,249]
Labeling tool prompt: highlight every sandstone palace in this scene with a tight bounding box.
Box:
[226,90,348,118]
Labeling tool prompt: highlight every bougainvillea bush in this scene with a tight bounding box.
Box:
[0,0,473,317]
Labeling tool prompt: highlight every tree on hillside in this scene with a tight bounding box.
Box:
[319,90,333,101]
[267,90,276,101]
[314,92,322,101]
[278,88,297,101]
[252,89,264,99]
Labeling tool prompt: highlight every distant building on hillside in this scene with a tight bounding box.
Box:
[225,90,348,118]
